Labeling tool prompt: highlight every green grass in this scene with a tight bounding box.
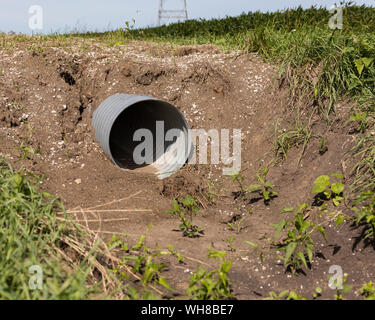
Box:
[273,110,314,163]
[0,158,107,299]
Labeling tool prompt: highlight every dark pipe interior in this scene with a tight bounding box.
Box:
[109,100,186,170]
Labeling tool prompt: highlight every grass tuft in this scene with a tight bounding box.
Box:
[0,158,110,299]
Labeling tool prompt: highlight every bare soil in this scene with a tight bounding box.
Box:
[0,37,373,299]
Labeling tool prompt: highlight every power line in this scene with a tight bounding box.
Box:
[158,0,188,26]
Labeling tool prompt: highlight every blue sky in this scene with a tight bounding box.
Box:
[0,0,373,34]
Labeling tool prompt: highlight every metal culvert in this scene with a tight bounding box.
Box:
[92,94,192,179]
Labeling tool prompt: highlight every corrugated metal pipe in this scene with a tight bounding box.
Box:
[92,94,192,179]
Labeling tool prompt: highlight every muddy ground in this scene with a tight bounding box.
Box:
[0,36,373,299]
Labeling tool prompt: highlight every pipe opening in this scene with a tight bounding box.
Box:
[108,99,190,176]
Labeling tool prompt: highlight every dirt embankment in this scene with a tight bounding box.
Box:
[0,38,373,299]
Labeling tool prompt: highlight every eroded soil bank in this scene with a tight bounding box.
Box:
[0,37,373,299]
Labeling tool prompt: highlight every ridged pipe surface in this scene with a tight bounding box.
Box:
[92,93,192,179]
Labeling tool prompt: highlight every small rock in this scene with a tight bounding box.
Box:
[74,178,82,185]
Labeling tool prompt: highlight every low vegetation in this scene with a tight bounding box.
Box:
[186,250,233,300]
[167,194,204,238]
[0,158,103,299]
[273,203,326,273]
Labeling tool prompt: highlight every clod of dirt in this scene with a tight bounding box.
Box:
[120,66,132,77]
[134,67,166,86]
[185,64,231,95]
[0,105,22,127]
[160,173,208,205]
[0,85,27,128]
[174,46,199,57]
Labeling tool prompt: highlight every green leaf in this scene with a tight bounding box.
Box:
[362,57,374,68]
[294,213,304,232]
[208,250,227,259]
[333,196,343,206]
[314,175,330,187]
[280,207,294,214]
[132,235,145,250]
[279,290,290,298]
[121,242,129,251]
[158,277,173,290]
[336,214,345,226]
[342,46,355,53]
[127,286,139,299]
[144,292,158,300]
[305,243,313,264]
[245,241,259,249]
[220,261,232,274]
[314,86,318,96]
[284,242,297,265]
[273,219,287,239]
[247,184,262,192]
[312,184,326,194]
[264,181,274,189]
[263,190,270,200]
[297,203,309,213]
[324,190,331,199]
[230,171,241,181]
[172,200,179,211]
[182,194,196,207]
[356,210,367,224]
[331,182,344,195]
[316,225,327,242]
[12,174,23,187]
[257,174,265,184]
[355,58,364,76]
[42,191,54,198]
[296,251,308,268]
[287,229,297,241]
[288,291,305,300]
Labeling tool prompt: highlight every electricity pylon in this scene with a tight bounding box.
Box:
[158,0,188,26]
